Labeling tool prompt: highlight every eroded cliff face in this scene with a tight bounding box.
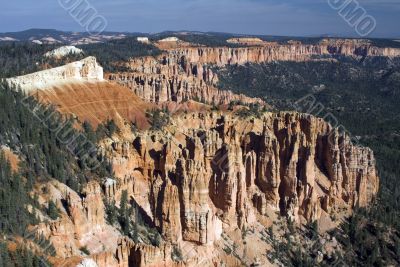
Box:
[109,113,379,229]
[31,180,121,267]
[163,39,400,66]
[102,111,378,247]
[106,72,260,106]
[106,38,400,108]
[31,109,378,267]
[106,54,262,106]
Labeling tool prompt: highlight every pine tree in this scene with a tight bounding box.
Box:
[47,200,59,220]
[119,190,131,236]
[105,119,118,136]
[105,199,117,225]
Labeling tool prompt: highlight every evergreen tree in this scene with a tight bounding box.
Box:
[118,190,132,236]
[105,199,118,225]
[105,119,118,136]
[47,200,59,220]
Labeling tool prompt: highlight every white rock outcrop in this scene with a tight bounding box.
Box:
[44,45,83,58]
[76,258,98,267]
[32,40,43,45]
[6,57,104,92]
[0,37,19,41]
[136,37,149,43]
[159,37,180,42]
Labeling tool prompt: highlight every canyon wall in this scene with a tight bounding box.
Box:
[106,72,261,106]
[107,38,400,107]
[103,111,379,245]
[106,54,264,106]
[164,39,400,66]
[35,181,120,260]
[33,110,379,267]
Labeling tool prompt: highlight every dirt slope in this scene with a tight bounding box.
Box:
[35,81,152,129]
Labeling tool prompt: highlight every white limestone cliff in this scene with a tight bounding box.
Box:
[6,56,104,92]
[44,45,83,58]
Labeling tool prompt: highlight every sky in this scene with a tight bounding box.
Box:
[0,0,399,38]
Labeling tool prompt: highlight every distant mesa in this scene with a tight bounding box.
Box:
[319,38,371,46]
[287,40,302,45]
[36,36,63,44]
[226,37,279,46]
[227,37,264,45]
[155,36,195,49]
[0,29,128,45]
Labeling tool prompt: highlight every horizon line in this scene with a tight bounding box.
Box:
[0,28,399,40]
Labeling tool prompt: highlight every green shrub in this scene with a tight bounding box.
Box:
[146,109,170,131]
[79,246,90,255]
[47,200,60,220]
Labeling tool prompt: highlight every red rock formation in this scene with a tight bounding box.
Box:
[106,38,400,109]
[105,47,264,106]
[18,43,383,265]
[165,39,400,66]
[30,108,379,266]
[106,72,261,106]
[35,180,121,260]
[104,111,379,240]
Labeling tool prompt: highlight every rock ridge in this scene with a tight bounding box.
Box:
[6,56,103,92]
[164,39,400,66]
